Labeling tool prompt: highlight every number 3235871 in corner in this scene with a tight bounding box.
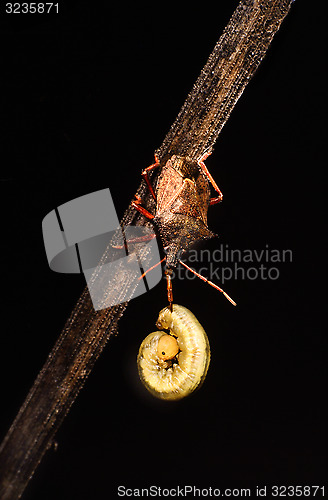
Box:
[5,3,59,14]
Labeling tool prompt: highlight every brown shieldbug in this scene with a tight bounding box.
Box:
[132,152,236,308]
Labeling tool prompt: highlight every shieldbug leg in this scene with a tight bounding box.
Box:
[198,151,223,205]
[131,196,154,219]
[137,257,166,281]
[112,231,157,249]
[141,154,161,201]
[179,260,236,306]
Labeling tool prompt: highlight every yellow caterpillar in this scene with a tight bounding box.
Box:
[137,304,210,400]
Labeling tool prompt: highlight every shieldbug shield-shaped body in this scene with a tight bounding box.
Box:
[132,152,236,307]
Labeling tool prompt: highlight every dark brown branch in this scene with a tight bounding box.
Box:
[0,1,293,498]
[157,0,293,163]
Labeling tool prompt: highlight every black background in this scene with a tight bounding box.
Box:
[0,1,326,498]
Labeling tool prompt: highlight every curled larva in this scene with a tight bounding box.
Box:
[137,304,210,400]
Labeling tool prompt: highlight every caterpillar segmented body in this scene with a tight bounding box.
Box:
[137,304,210,400]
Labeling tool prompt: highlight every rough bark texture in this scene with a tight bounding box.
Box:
[0,1,293,498]
[157,0,293,164]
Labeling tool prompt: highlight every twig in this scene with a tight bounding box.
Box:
[157,0,293,163]
[0,1,293,498]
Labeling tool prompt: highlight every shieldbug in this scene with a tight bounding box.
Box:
[132,152,236,308]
